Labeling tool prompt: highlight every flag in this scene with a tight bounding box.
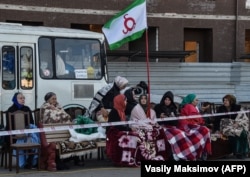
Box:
[102,0,147,50]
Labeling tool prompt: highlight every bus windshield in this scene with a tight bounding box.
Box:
[38,37,102,79]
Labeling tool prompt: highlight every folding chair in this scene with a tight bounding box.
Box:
[8,110,41,173]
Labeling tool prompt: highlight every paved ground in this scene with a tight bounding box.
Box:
[0,159,140,177]
[0,151,141,177]
[0,152,249,177]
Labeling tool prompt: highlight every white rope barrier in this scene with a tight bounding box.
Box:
[0,110,249,136]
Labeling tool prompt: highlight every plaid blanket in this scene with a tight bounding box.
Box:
[106,127,169,167]
[164,124,211,161]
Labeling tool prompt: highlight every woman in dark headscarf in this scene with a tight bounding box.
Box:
[6,92,34,131]
[124,87,138,120]
[154,91,178,126]
[161,93,211,161]
[6,92,38,169]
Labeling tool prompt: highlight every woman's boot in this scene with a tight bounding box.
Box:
[47,143,57,171]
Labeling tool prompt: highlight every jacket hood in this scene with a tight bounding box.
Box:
[160,91,174,104]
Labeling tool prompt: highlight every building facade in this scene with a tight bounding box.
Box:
[0,0,250,62]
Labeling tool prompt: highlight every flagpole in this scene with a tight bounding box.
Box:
[145,29,151,118]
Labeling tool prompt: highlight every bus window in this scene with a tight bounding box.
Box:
[54,38,102,79]
[38,37,102,80]
[2,46,15,89]
[20,47,33,89]
[38,38,53,78]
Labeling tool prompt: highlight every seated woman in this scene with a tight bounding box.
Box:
[154,91,178,127]
[106,94,130,132]
[6,92,40,169]
[106,94,136,166]
[130,94,158,130]
[216,94,249,159]
[130,94,169,161]
[124,87,138,120]
[39,92,82,171]
[170,93,211,161]
[40,92,72,124]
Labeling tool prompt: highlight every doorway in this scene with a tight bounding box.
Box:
[184,28,213,62]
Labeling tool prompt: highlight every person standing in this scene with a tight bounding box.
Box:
[88,76,128,122]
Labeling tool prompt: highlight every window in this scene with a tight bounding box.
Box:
[2,46,15,89]
[20,47,33,89]
[38,38,53,78]
[38,37,102,80]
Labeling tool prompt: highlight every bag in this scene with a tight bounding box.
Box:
[220,118,242,137]
[75,115,98,135]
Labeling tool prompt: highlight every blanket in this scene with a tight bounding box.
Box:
[165,124,211,161]
[60,127,105,159]
[57,140,97,159]
[106,126,169,167]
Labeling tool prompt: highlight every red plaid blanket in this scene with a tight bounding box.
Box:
[164,124,211,161]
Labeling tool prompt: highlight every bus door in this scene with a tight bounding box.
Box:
[0,43,36,111]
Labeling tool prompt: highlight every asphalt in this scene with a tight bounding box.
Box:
[0,151,141,177]
[0,152,249,177]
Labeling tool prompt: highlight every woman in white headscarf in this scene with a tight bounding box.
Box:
[88,76,129,122]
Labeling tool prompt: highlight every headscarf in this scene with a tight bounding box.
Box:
[139,94,148,113]
[180,93,196,108]
[114,76,128,89]
[160,91,175,106]
[12,92,23,109]
[124,88,137,115]
[113,94,127,121]
[44,92,56,102]
[159,91,177,112]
